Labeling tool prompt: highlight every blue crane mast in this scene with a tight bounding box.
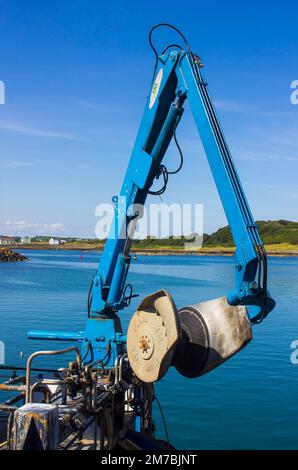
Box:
[93,26,274,316]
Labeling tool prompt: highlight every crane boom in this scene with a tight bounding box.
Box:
[28,24,275,378]
[90,35,275,325]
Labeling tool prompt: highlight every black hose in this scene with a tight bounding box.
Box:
[148,127,184,195]
[154,394,169,443]
[148,23,191,85]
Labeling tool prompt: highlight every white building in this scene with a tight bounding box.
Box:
[49,238,60,246]
[21,236,31,244]
[0,236,18,245]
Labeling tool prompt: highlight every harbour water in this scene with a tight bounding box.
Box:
[0,250,297,449]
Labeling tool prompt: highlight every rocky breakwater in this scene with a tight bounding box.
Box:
[0,247,29,262]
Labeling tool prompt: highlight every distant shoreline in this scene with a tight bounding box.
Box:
[9,243,298,257]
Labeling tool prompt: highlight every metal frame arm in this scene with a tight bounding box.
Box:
[91,52,182,315]
[176,53,275,319]
[177,54,258,272]
[91,50,275,321]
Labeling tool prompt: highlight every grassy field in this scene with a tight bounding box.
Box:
[263,243,298,254]
[7,220,296,256]
[10,241,298,255]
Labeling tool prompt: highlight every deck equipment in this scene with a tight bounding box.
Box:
[0,24,275,450]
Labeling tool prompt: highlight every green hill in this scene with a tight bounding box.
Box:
[205,220,298,247]
[132,235,208,248]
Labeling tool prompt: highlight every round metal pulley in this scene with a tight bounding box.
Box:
[127,289,181,383]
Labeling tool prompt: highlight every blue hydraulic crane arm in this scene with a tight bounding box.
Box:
[91,49,275,323]
[176,52,274,320]
[91,52,182,314]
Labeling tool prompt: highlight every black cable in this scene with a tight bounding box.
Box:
[259,244,268,322]
[123,283,139,306]
[154,394,169,443]
[161,43,184,55]
[147,24,188,196]
[149,23,191,59]
[86,340,111,370]
[256,245,262,290]
[249,242,269,325]
[168,128,184,174]
[148,164,169,196]
[148,127,184,195]
[87,278,94,317]
[148,23,191,85]
[81,340,91,363]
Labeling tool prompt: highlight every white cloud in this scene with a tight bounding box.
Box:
[0,220,65,235]
[235,149,298,162]
[214,100,246,112]
[0,120,81,141]
[254,183,298,200]
[214,100,298,119]
[229,120,298,162]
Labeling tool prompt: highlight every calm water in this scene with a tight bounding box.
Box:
[0,250,298,449]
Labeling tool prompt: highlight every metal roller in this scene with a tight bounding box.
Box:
[173,297,252,378]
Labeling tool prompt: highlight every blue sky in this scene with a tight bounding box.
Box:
[0,0,297,237]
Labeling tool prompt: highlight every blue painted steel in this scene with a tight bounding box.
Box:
[90,49,274,321]
[91,52,181,315]
[80,317,125,368]
[176,54,275,316]
[28,321,126,369]
[27,330,83,341]
[135,416,141,433]
[28,45,275,372]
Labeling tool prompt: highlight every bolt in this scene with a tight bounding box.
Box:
[250,281,258,290]
[139,338,149,353]
[95,336,105,342]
